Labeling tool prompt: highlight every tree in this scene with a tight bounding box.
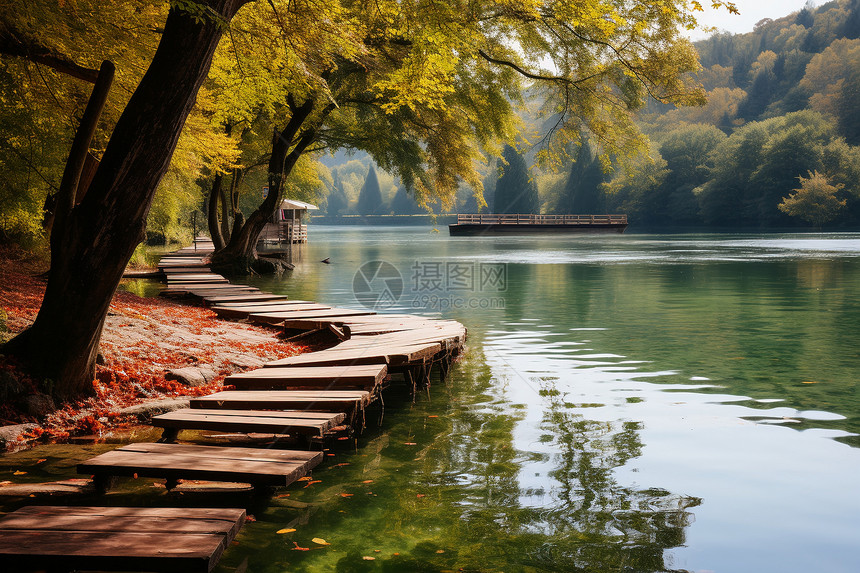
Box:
[325,171,349,216]
[494,145,539,214]
[778,170,846,227]
[390,185,424,215]
[209,0,735,270]
[556,142,606,214]
[2,0,250,401]
[357,164,385,215]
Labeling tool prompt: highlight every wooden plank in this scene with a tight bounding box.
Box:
[204,293,289,304]
[212,302,325,319]
[0,506,244,573]
[264,342,441,368]
[152,408,346,436]
[192,390,372,412]
[250,308,375,325]
[226,364,387,390]
[78,443,322,487]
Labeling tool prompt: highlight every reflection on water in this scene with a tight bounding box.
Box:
[227,228,860,573]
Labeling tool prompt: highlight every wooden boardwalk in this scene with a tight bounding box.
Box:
[2,238,467,571]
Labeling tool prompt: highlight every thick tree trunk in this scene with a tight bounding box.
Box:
[220,176,232,240]
[2,0,248,402]
[207,173,225,250]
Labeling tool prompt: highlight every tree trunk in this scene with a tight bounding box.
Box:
[210,98,329,274]
[207,173,225,250]
[2,0,249,402]
[220,175,232,240]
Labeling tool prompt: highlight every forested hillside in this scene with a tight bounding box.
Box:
[543,0,860,228]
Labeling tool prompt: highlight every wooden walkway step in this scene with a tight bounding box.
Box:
[264,342,441,368]
[226,364,387,391]
[203,293,289,304]
[192,390,373,412]
[0,506,245,573]
[212,302,327,319]
[249,308,376,324]
[78,442,322,491]
[152,408,346,442]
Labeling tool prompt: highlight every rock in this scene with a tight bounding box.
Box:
[165,366,216,387]
[22,393,56,417]
[0,370,24,401]
[0,423,37,450]
[118,398,190,421]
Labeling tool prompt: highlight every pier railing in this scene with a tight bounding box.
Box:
[455,214,628,225]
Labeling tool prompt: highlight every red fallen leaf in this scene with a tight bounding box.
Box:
[246,515,257,522]
[303,480,322,488]
[36,459,47,464]
[326,453,336,456]
[416,494,426,498]
[404,442,417,446]
[362,480,373,484]
[275,493,291,498]
[292,542,310,551]
[428,415,438,418]
[333,463,350,467]
[337,437,350,441]
[133,473,138,479]
[340,493,353,497]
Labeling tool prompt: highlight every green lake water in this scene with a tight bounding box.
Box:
[3,227,860,572]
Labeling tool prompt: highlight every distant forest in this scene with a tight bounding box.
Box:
[327,0,860,228]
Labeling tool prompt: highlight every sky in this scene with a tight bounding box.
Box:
[688,0,819,39]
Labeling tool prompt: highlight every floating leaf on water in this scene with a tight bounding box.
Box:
[427,415,438,418]
[340,493,354,497]
[303,480,322,488]
[276,528,296,534]
[802,381,820,384]
[297,476,312,482]
[362,480,373,484]
[292,542,309,551]
[436,549,445,554]
[416,494,426,498]
[36,459,47,464]
[362,556,375,561]
[404,442,417,445]
[13,471,26,475]
[312,538,330,546]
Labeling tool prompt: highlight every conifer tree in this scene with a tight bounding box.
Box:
[357,165,384,215]
[494,145,539,214]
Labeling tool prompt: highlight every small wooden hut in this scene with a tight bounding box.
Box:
[257,199,318,251]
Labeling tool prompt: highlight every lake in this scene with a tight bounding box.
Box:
[225,227,860,573]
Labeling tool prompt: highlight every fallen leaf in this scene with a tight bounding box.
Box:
[297,476,312,482]
[333,463,350,467]
[311,537,330,546]
[36,459,47,464]
[404,442,417,446]
[362,479,373,484]
[374,549,381,553]
[276,528,296,534]
[246,515,256,522]
[327,453,336,456]
[337,437,350,441]
[802,381,819,384]
[275,493,291,498]
[362,556,375,561]
[436,549,445,554]
[428,415,438,418]
[393,552,400,556]
[13,471,26,476]
[340,493,354,497]
[303,480,322,488]
[292,542,310,551]
[416,494,426,498]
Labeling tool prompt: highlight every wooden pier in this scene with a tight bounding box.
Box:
[449,213,628,235]
[0,237,467,572]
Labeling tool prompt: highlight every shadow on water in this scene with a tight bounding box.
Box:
[211,346,698,573]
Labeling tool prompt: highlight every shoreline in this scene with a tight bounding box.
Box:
[0,245,316,452]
